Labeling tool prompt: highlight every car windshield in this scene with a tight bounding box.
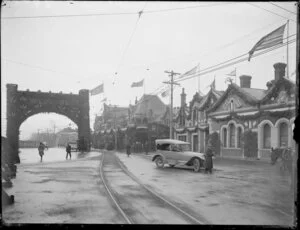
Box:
[177,144,191,152]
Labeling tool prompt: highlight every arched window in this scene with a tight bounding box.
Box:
[223,128,227,148]
[237,127,242,148]
[279,122,288,147]
[229,123,235,147]
[263,123,271,148]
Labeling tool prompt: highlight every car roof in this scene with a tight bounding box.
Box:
[155,139,190,145]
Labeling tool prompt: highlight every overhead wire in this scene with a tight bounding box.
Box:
[113,2,147,85]
[247,2,296,22]
[175,38,296,83]
[1,2,236,19]
[269,2,297,15]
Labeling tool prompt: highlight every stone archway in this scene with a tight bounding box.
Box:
[6,84,91,164]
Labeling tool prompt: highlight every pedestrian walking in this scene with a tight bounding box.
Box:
[66,143,72,159]
[126,143,131,157]
[38,142,45,162]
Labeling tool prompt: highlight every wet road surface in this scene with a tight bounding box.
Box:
[116,152,295,226]
[2,149,124,224]
[101,151,207,224]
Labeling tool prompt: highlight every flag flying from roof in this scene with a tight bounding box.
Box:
[161,89,170,98]
[179,63,200,78]
[101,97,107,102]
[131,79,144,87]
[90,83,104,96]
[248,24,286,61]
[226,69,236,76]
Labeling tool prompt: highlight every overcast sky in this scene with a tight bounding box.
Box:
[1,1,297,139]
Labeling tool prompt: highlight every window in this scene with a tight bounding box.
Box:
[157,143,171,151]
[229,123,235,148]
[279,122,288,147]
[230,100,234,112]
[178,135,187,142]
[237,127,242,148]
[223,128,227,148]
[263,123,271,148]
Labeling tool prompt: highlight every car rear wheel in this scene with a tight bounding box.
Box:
[193,158,201,172]
[155,156,164,168]
[169,164,175,168]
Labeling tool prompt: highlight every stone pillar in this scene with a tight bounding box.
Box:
[6,84,20,164]
[78,89,91,151]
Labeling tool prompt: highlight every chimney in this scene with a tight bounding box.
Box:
[273,62,286,81]
[239,75,252,88]
[181,88,186,108]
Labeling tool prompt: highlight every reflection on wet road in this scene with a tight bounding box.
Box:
[19,148,99,164]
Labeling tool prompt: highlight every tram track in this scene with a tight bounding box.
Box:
[99,151,208,224]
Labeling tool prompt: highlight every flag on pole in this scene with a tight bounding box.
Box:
[101,97,107,103]
[226,69,236,76]
[179,63,200,78]
[90,83,104,96]
[161,89,170,98]
[248,24,286,61]
[131,79,144,87]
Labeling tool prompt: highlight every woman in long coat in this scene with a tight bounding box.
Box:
[205,144,214,173]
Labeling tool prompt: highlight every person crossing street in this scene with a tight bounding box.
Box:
[66,143,72,160]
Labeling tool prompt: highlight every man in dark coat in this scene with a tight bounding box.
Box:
[126,143,131,157]
[38,142,45,162]
[66,144,72,160]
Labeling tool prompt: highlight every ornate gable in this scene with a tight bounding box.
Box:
[208,84,258,114]
[260,78,295,105]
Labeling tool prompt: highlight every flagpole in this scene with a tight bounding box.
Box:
[235,68,237,84]
[144,78,146,95]
[197,63,200,93]
[286,20,289,78]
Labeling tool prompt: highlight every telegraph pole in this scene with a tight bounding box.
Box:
[163,70,180,139]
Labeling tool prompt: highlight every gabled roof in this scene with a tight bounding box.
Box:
[132,94,167,121]
[207,83,264,113]
[260,77,296,104]
[197,87,224,110]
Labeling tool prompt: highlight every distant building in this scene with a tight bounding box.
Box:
[93,94,169,151]
[56,127,78,147]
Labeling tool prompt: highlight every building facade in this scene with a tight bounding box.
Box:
[207,62,296,159]
[174,62,296,160]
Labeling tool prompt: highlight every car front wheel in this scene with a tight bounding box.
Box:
[155,156,164,168]
[193,158,201,172]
